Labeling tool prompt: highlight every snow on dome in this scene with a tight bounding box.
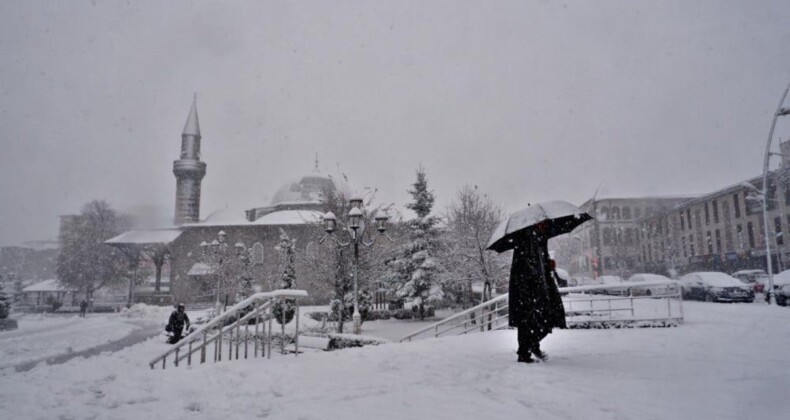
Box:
[270,175,335,207]
[252,210,322,225]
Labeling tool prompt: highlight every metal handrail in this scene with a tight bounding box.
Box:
[149,289,307,369]
[399,280,684,342]
[399,293,509,342]
[174,299,274,364]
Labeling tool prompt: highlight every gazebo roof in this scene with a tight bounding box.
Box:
[23,279,71,293]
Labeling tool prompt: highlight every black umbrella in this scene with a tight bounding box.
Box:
[486,200,593,253]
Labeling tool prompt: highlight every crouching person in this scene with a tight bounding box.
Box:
[167,303,190,344]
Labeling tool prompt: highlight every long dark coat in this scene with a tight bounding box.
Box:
[508,237,566,336]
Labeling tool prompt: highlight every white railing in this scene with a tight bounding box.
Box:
[561,280,684,327]
[399,294,509,342]
[149,289,308,370]
[398,280,684,342]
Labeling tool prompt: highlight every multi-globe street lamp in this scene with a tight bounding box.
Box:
[320,195,393,334]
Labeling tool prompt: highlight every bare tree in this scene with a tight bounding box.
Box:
[443,185,509,307]
[56,200,133,301]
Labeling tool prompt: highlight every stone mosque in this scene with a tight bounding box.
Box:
[107,99,339,305]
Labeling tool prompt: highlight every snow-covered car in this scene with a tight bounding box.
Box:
[731,269,767,293]
[594,276,628,296]
[678,272,754,303]
[776,284,790,307]
[625,273,677,297]
[555,268,577,287]
[770,270,790,306]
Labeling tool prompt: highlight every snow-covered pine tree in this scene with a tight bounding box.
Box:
[385,167,444,319]
[273,229,297,326]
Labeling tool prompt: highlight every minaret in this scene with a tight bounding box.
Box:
[173,96,207,225]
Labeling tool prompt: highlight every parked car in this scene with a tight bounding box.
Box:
[594,276,627,296]
[776,284,790,306]
[678,272,754,303]
[554,268,577,287]
[625,273,677,296]
[770,270,790,306]
[731,269,767,293]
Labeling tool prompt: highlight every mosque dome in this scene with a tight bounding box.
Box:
[270,174,336,207]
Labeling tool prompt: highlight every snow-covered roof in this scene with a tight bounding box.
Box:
[253,210,322,225]
[187,263,214,276]
[105,229,182,245]
[23,279,71,293]
[183,210,322,227]
[270,175,334,207]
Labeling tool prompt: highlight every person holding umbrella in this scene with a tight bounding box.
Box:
[487,201,591,363]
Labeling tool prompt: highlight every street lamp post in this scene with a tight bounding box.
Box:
[200,230,233,315]
[760,83,790,305]
[320,197,393,334]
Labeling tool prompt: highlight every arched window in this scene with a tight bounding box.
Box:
[611,207,621,220]
[251,242,265,265]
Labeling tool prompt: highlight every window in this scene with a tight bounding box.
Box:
[704,203,710,225]
[612,207,621,220]
[603,227,613,245]
[733,194,741,218]
[784,186,790,206]
[624,229,633,245]
[715,230,722,253]
[736,225,744,250]
[747,222,755,248]
[622,207,631,220]
[745,192,757,216]
[706,231,713,254]
[713,200,719,224]
[767,184,778,211]
[687,209,693,230]
[690,235,695,256]
[776,217,784,246]
[681,236,687,257]
[680,211,685,231]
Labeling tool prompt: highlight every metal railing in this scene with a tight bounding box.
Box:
[149,289,308,370]
[398,280,684,342]
[399,293,509,342]
[560,281,684,327]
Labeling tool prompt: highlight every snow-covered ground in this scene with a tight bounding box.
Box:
[0,314,140,370]
[1,301,788,419]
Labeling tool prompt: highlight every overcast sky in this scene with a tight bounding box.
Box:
[2,0,790,246]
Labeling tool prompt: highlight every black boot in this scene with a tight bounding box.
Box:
[532,344,548,361]
[517,354,535,363]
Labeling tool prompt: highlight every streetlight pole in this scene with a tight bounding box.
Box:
[320,198,393,334]
[761,83,790,305]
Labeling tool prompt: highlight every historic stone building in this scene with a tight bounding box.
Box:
[564,196,692,279]
[639,162,790,276]
[105,99,352,305]
[557,141,790,279]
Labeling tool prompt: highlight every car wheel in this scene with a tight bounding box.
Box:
[626,288,632,296]
[705,293,715,303]
[646,289,652,297]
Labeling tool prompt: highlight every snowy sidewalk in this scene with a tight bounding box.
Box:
[1,302,788,419]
